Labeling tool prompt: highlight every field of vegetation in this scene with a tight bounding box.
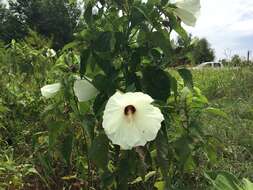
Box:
[0,36,252,189]
[193,68,253,179]
[0,0,253,190]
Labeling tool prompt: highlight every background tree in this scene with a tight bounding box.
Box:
[0,3,28,42]
[190,37,215,65]
[171,36,216,67]
[1,0,81,49]
[231,54,242,66]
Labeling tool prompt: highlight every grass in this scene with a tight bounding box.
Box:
[193,67,253,181]
[1,65,252,189]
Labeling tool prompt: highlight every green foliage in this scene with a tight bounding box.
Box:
[1,0,81,49]
[0,3,28,42]
[0,1,251,190]
[193,68,253,181]
[205,171,253,190]
[189,37,215,65]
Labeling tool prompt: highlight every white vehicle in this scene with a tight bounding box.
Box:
[193,62,224,69]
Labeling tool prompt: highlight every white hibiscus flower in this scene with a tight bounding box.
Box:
[73,78,99,102]
[174,0,201,27]
[41,83,61,99]
[102,91,164,150]
[41,78,98,101]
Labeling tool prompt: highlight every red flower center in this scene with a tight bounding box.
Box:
[124,105,136,115]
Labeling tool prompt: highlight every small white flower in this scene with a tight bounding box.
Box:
[102,92,164,150]
[46,49,56,57]
[92,6,99,15]
[41,77,98,101]
[41,83,61,98]
[174,0,200,26]
[118,10,123,17]
[73,79,99,102]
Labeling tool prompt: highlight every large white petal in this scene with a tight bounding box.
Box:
[41,83,61,98]
[73,79,99,102]
[102,91,164,150]
[108,120,145,149]
[174,0,200,26]
[135,105,164,141]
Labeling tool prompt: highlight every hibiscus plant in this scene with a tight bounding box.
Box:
[40,0,223,189]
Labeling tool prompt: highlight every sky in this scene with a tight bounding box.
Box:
[1,0,253,60]
[185,0,253,60]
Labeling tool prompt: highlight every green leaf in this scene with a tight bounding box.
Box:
[178,68,193,89]
[142,66,171,101]
[205,171,242,190]
[161,0,168,6]
[94,31,115,53]
[88,133,109,169]
[131,5,149,28]
[165,11,188,41]
[169,75,178,99]
[155,128,170,189]
[117,151,138,189]
[174,135,195,172]
[204,107,229,120]
[154,181,165,190]
[93,93,108,119]
[100,170,115,189]
[242,178,253,190]
[83,2,93,24]
[48,121,66,149]
[0,104,9,113]
[204,143,217,164]
[148,31,172,58]
[82,114,96,141]
[118,156,131,190]
[93,74,116,96]
[80,49,90,77]
[60,132,73,164]
[93,54,116,76]
[146,0,160,6]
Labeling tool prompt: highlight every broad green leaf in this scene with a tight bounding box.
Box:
[154,181,165,190]
[206,171,242,190]
[88,133,109,170]
[204,143,217,164]
[82,114,96,141]
[174,135,195,172]
[164,10,188,41]
[93,74,116,96]
[155,128,170,189]
[147,0,160,6]
[93,93,108,119]
[204,107,229,120]
[242,178,253,190]
[131,5,149,28]
[178,68,193,89]
[161,0,169,6]
[142,66,170,101]
[118,156,131,190]
[48,121,66,149]
[83,2,93,24]
[93,54,116,76]
[148,31,172,58]
[94,31,116,53]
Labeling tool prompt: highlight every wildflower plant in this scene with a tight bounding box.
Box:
[39,0,226,189]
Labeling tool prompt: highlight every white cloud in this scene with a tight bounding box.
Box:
[185,0,253,59]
